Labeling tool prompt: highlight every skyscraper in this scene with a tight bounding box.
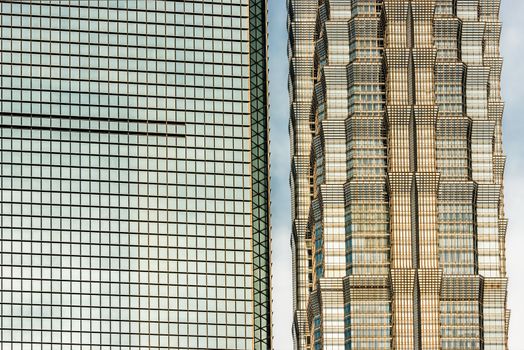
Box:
[0,1,271,349]
[289,0,509,349]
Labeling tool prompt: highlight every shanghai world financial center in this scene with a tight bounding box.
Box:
[0,1,512,350]
[0,0,271,349]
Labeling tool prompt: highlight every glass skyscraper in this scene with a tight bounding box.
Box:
[0,1,271,349]
[289,0,509,349]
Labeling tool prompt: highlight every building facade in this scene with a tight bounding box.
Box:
[289,0,509,349]
[0,0,271,349]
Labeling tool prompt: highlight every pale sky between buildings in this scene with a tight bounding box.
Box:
[267,0,524,348]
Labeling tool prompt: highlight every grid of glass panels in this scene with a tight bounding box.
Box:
[0,1,256,349]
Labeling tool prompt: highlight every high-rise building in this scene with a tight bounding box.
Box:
[0,1,271,349]
[289,0,509,349]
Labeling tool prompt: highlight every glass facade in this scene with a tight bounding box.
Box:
[289,0,509,349]
[0,1,271,349]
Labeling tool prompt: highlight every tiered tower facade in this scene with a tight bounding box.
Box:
[288,0,318,348]
[288,0,509,349]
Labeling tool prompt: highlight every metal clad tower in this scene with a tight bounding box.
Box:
[289,0,510,349]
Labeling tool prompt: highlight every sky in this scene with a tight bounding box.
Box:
[267,1,524,349]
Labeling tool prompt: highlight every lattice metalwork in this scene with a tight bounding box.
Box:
[250,0,273,348]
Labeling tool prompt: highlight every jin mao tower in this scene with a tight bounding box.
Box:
[288,0,509,349]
